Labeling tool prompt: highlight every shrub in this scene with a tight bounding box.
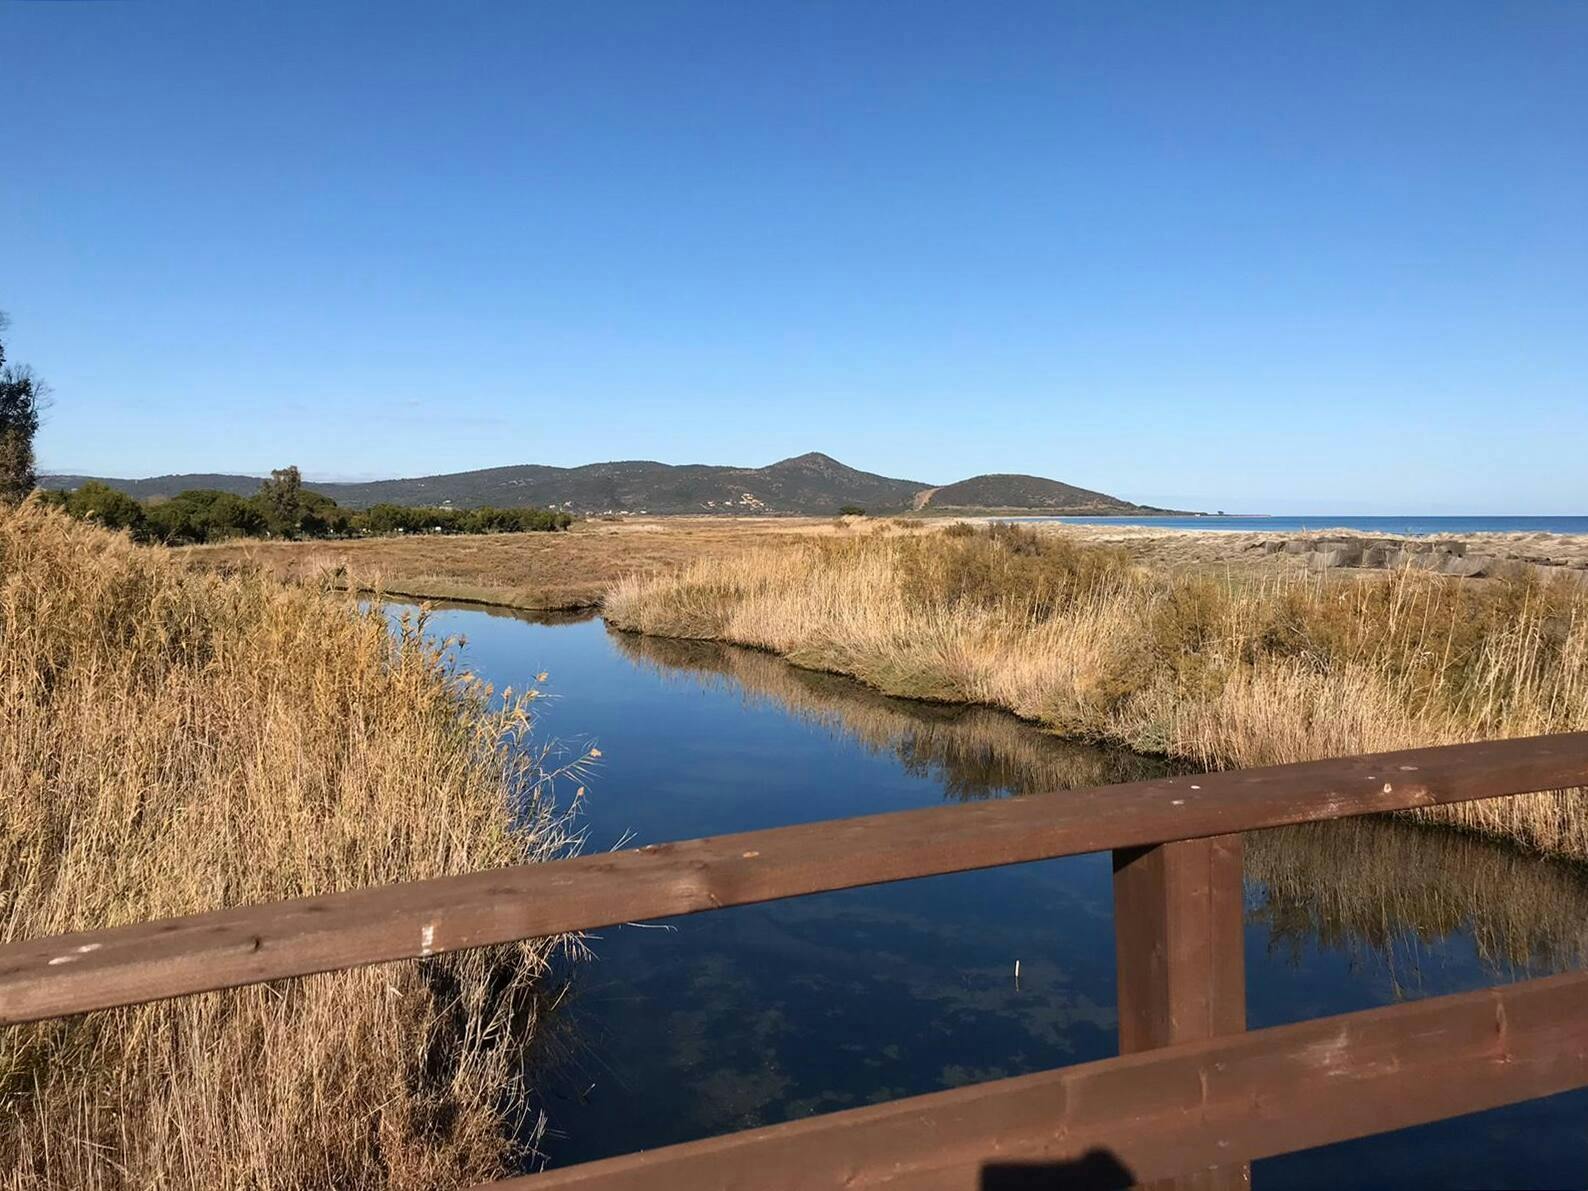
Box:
[63,480,147,536]
[51,484,572,544]
[145,489,270,544]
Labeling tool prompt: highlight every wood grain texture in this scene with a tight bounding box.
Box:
[3,733,1586,1024]
[491,970,1588,1190]
[1114,835,1249,1189]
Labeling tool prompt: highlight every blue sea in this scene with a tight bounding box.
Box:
[1007,515,1588,536]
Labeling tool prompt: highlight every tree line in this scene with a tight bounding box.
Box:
[40,467,573,544]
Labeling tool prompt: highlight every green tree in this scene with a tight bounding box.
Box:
[0,312,47,507]
[256,466,305,537]
[144,498,205,545]
[360,503,419,535]
[145,489,269,544]
[297,490,349,537]
[207,492,268,538]
[65,482,146,536]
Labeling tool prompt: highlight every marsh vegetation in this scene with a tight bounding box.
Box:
[11,500,1588,1183]
[179,515,871,611]
[606,522,1588,858]
[0,503,585,1189]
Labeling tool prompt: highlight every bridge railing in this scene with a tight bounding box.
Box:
[4,733,1588,1188]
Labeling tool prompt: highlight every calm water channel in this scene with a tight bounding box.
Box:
[409,602,1588,1188]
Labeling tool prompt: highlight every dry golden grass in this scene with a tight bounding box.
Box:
[606,524,1588,859]
[179,512,1588,613]
[620,628,1588,971]
[0,502,586,1189]
[178,516,909,612]
[617,622,1588,984]
[620,629,1588,978]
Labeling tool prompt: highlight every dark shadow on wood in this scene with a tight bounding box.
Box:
[981,1149,1135,1190]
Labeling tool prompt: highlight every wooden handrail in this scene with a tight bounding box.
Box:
[3,733,1587,1025]
[8,732,1588,1186]
[486,969,1588,1190]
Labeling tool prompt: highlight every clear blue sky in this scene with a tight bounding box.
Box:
[4,2,1584,512]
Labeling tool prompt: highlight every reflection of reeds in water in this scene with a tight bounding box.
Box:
[618,628,1588,982]
[1247,818,1588,981]
[609,630,1170,800]
[605,528,1588,859]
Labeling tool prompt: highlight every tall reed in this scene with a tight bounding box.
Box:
[606,524,1588,858]
[0,502,584,1189]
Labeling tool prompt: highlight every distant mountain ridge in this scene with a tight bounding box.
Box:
[43,453,1186,516]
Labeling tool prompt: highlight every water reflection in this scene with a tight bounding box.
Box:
[401,604,1588,1181]
[610,630,1170,799]
[1249,818,1588,985]
[617,627,1588,989]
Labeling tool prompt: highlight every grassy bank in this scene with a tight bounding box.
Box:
[1,503,585,1189]
[605,523,1588,859]
[621,629,1588,979]
[179,515,902,612]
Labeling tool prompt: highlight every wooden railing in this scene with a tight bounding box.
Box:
[4,733,1588,1188]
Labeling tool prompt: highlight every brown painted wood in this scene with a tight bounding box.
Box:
[1113,835,1246,1051]
[488,969,1588,1190]
[1114,835,1248,1189]
[3,733,1587,1024]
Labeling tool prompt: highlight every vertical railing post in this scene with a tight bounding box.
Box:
[1113,834,1248,1188]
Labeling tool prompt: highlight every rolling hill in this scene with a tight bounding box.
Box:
[43,453,1186,516]
[916,473,1167,514]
